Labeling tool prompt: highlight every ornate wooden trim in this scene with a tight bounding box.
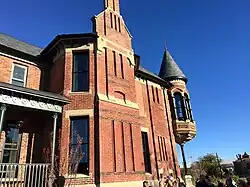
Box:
[0,90,63,113]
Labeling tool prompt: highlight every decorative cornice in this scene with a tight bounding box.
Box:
[0,90,63,113]
[65,43,94,53]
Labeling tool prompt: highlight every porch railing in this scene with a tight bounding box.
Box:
[0,163,50,187]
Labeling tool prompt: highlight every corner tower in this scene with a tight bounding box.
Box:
[159,47,196,176]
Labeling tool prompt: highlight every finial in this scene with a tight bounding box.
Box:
[165,42,168,51]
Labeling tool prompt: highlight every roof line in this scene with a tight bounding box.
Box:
[0,32,43,50]
[41,33,98,55]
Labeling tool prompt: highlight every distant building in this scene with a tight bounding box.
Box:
[221,160,234,173]
[233,152,250,177]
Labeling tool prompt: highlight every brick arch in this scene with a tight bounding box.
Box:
[169,88,184,97]
[114,91,126,103]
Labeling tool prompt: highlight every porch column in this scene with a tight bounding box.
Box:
[51,113,58,172]
[0,104,7,133]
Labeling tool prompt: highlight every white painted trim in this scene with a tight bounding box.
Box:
[65,43,94,52]
[10,63,28,87]
[98,93,139,109]
[65,109,94,118]
[0,52,40,67]
[68,90,92,95]
[66,173,90,178]
[141,127,149,132]
[0,93,62,113]
[135,77,146,85]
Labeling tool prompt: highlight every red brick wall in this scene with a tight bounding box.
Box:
[49,53,65,94]
[93,8,132,50]
[90,2,181,184]
[0,54,42,89]
[58,48,96,183]
[51,2,181,186]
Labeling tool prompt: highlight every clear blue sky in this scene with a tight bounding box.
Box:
[1,0,250,164]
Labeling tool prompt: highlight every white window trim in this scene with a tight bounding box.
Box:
[10,63,28,87]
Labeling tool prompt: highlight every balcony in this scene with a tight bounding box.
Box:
[173,120,196,144]
[0,163,50,187]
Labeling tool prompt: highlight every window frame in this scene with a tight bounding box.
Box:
[70,116,89,175]
[141,131,151,173]
[72,51,89,92]
[10,63,28,87]
[184,94,193,121]
[2,123,22,163]
[173,92,186,121]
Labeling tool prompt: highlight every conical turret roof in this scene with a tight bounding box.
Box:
[158,48,187,83]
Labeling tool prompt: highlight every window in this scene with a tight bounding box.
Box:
[113,51,117,76]
[118,18,121,32]
[155,88,160,103]
[174,93,186,121]
[110,13,113,28]
[184,94,193,121]
[70,117,89,175]
[11,64,27,87]
[119,54,124,79]
[72,52,89,92]
[141,132,151,173]
[114,15,117,30]
[2,123,21,164]
[151,86,155,102]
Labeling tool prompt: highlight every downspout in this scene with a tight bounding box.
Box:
[163,88,178,177]
[145,80,159,180]
[93,37,100,185]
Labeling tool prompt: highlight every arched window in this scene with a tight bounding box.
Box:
[184,94,193,121]
[174,92,186,121]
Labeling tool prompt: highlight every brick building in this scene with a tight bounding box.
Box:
[0,0,196,186]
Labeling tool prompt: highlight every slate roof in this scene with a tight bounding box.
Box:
[138,65,166,82]
[158,48,187,83]
[0,33,43,56]
[0,81,69,103]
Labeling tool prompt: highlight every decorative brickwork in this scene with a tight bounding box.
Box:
[0,0,196,186]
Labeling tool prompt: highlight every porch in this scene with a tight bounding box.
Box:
[0,82,69,187]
